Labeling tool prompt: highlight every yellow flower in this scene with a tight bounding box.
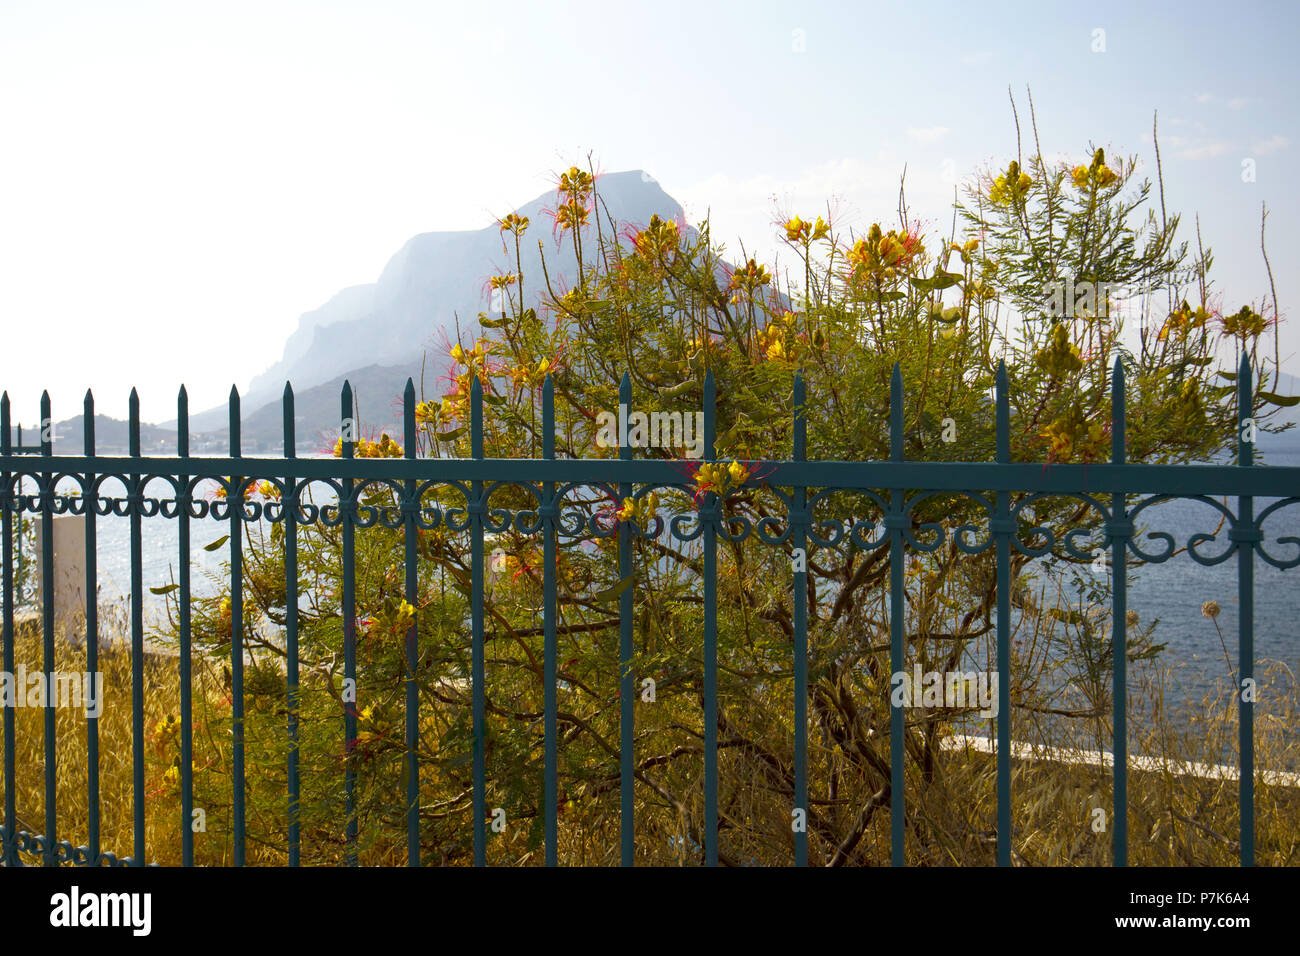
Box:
[617,492,660,525]
[727,258,772,294]
[530,357,554,387]
[633,215,679,263]
[757,322,790,361]
[344,434,403,459]
[1071,150,1118,190]
[499,213,530,236]
[1035,323,1083,378]
[213,475,250,499]
[991,161,1031,205]
[556,198,590,234]
[415,401,440,426]
[1158,301,1205,340]
[692,463,721,497]
[785,215,829,243]
[155,714,179,737]
[693,461,751,499]
[558,165,593,199]
[846,223,923,282]
[1041,419,1075,460]
[451,340,488,368]
[765,338,789,361]
[1040,409,1106,463]
[1220,305,1267,340]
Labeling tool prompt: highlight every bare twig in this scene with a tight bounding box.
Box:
[1261,203,1280,376]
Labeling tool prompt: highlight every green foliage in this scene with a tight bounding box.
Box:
[157,131,1290,865]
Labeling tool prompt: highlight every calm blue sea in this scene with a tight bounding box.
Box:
[1121,441,1300,709]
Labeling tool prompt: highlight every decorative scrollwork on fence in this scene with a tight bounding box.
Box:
[1254,497,1300,569]
[1,467,1298,572]
[1124,493,1240,566]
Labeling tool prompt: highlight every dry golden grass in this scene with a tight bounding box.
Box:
[2,610,249,865]
[3,608,1297,866]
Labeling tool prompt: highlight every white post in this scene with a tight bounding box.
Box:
[33,512,88,639]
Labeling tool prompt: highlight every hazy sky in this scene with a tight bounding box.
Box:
[1,0,1296,423]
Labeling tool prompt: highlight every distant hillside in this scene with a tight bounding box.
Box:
[237,362,431,454]
[43,414,195,455]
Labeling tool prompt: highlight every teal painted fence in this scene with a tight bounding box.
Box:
[1,356,1296,866]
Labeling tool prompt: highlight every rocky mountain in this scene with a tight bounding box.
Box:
[182,170,689,442]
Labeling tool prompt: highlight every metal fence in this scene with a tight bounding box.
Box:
[1,355,1296,867]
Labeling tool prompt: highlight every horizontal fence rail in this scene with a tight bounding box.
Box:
[1,356,1297,866]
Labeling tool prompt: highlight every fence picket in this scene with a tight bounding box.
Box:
[1110,359,1129,866]
[340,381,357,866]
[228,387,245,867]
[994,361,1012,867]
[177,387,192,867]
[1,393,14,868]
[403,380,419,866]
[889,363,906,867]
[1237,352,1255,866]
[543,375,558,866]
[470,376,485,866]
[702,368,718,866]
[85,391,102,866]
[283,383,299,866]
[618,371,635,866]
[792,373,808,868]
[40,391,56,866]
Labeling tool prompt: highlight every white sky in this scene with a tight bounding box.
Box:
[1,0,1296,423]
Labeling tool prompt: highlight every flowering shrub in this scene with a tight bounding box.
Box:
[159,129,1292,866]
